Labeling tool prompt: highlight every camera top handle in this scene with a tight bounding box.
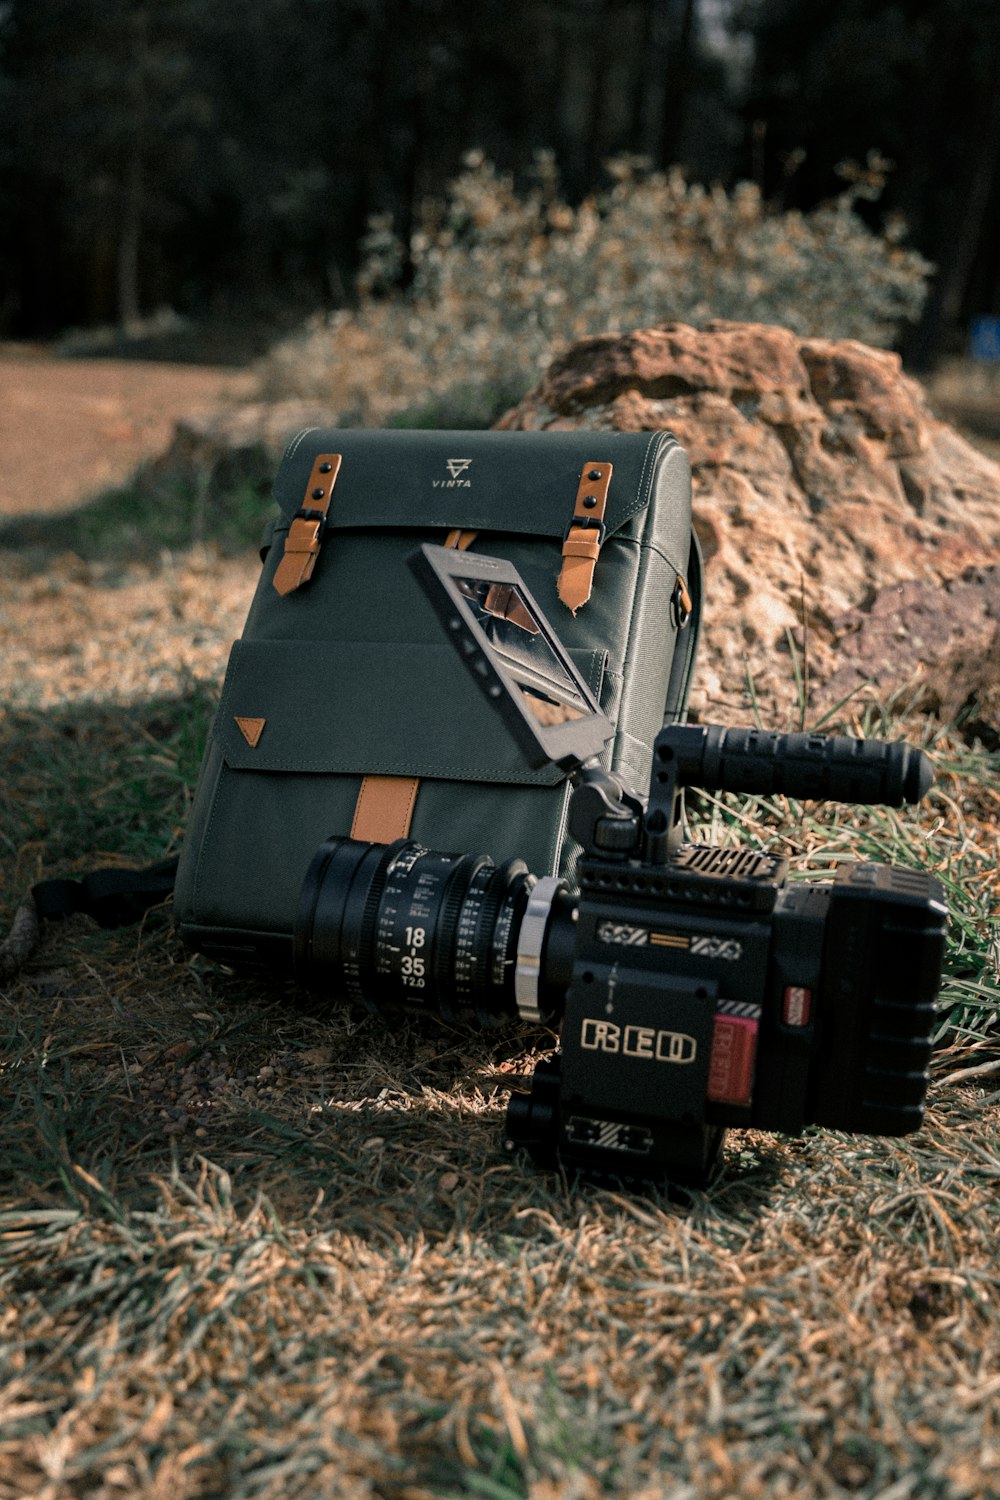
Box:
[656,725,933,807]
[570,725,935,869]
[634,724,932,866]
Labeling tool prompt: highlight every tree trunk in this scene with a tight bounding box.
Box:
[660,0,695,166]
[117,138,143,331]
[117,4,149,332]
[627,0,656,156]
[908,52,1000,367]
[938,83,1000,331]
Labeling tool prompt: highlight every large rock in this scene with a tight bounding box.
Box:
[498,321,1000,733]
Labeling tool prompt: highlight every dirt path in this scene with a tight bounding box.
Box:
[0,347,253,515]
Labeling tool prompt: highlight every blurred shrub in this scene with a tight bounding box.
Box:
[258,151,932,425]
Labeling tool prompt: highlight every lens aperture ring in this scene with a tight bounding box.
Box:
[370,841,444,1012]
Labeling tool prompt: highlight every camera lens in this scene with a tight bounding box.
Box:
[295,836,556,1023]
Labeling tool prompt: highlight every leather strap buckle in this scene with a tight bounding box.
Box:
[562,514,608,547]
[557,460,613,614]
[273,452,342,596]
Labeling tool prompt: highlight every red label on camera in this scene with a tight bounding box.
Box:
[707,1015,758,1107]
[783,985,812,1027]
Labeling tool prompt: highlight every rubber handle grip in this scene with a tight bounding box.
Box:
[660,726,933,807]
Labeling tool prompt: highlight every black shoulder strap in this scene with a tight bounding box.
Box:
[32,857,179,930]
[2,857,178,984]
[663,529,703,726]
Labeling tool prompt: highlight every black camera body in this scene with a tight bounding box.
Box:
[294,548,947,1189]
[506,726,946,1185]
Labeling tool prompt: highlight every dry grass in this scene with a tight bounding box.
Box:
[2,516,999,1498]
[1,945,998,1499]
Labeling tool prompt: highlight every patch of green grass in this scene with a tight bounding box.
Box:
[1,1042,153,1210]
[444,1433,528,1499]
[0,471,273,563]
[387,378,529,431]
[0,687,216,905]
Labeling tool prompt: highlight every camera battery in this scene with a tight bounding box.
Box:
[707,1006,761,1107]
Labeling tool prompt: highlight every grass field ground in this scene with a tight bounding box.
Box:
[1,460,998,1498]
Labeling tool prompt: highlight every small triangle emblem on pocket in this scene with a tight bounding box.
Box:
[234,716,266,748]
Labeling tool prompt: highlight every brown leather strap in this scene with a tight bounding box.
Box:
[350,527,474,844]
[557,461,613,615]
[350,774,420,843]
[273,452,342,596]
[484,582,539,634]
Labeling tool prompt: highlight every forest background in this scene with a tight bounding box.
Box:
[3,0,1000,372]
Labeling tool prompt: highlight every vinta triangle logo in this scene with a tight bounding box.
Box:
[434,458,473,488]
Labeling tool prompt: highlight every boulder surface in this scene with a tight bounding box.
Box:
[498,321,1000,735]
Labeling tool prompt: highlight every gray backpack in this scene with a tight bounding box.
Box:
[173,428,700,970]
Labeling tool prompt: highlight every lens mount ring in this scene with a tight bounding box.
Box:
[514,875,563,1024]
